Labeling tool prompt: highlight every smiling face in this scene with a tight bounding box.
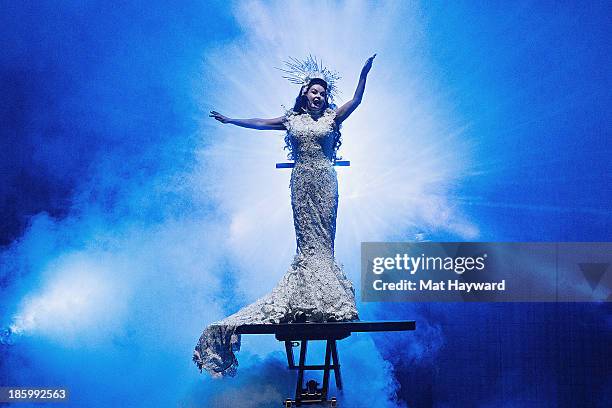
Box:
[304,83,327,113]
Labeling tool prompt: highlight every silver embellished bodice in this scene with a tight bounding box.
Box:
[285,108,337,163]
[194,108,358,378]
[285,108,339,258]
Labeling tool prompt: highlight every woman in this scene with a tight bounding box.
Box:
[194,54,376,377]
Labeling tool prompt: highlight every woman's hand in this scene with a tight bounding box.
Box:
[210,111,231,124]
[361,54,376,77]
[336,54,376,124]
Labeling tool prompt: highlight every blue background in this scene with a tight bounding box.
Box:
[1,1,610,407]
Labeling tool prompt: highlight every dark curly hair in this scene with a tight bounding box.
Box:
[284,78,342,162]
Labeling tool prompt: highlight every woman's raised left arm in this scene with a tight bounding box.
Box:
[335,54,376,124]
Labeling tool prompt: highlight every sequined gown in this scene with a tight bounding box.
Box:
[193,108,358,377]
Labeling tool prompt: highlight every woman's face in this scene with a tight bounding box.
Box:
[304,84,327,112]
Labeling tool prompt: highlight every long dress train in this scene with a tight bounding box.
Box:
[193,108,358,377]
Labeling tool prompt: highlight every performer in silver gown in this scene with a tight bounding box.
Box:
[194,55,376,377]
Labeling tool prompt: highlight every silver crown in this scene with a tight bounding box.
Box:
[278,55,341,102]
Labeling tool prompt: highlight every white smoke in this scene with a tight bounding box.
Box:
[195,0,477,301]
[2,1,477,406]
[9,253,128,344]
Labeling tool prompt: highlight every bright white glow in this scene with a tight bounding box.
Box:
[196,1,477,298]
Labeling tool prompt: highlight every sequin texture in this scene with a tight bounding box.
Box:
[193,108,358,377]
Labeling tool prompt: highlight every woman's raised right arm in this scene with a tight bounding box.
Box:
[210,111,286,131]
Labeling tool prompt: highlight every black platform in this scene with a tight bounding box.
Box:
[236,321,416,407]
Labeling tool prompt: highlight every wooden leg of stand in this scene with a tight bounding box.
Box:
[285,341,295,368]
[321,340,332,399]
[295,340,308,402]
[330,339,343,390]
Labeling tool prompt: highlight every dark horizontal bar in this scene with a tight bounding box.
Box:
[289,364,340,370]
[276,160,351,169]
[234,320,415,335]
